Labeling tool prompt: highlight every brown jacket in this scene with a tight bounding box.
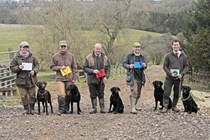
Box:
[83,52,110,84]
[163,51,189,80]
[50,51,77,82]
[10,51,39,88]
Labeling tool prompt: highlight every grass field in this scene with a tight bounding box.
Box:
[0,25,34,52]
[0,24,161,52]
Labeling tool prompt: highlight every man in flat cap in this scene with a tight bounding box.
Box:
[50,40,78,115]
[123,42,147,114]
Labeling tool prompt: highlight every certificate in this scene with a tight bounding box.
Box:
[134,62,142,68]
[96,69,106,79]
[22,63,32,71]
[170,69,180,76]
[60,66,72,76]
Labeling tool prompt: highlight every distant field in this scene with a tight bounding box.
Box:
[0,24,34,52]
[0,24,162,53]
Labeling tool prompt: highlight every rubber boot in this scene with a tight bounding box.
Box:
[23,104,30,115]
[161,106,168,113]
[99,98,107,114]
[29,103,36,115]
[135,98,142,111]
[57,96,66,116]
[90,98,97,114]
[172,98,180,112]
[65,95,71,114]
[130,97,137,114]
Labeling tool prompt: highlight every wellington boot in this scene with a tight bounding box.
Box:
[89,109,97,114]
[90,98,97,114]
[57,96,66,115]
[135,98,142,111]
[29,104,36,115]
[172,107,180,112]
[161,107,168,113]
[130,97,137,114]
[23,105,30,115]
[99,98,107,114]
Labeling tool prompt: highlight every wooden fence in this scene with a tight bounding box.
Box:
[0,49,17,96]
[77,65,126,82]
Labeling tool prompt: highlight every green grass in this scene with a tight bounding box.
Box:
[37,71,55,82]
[0,26,33,52]
[0,25,161,52]
[0,95,20,106]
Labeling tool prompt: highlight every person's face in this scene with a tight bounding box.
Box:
[60,45,67,52]
[172,41,180,52]
[94,44,102,55]
[20,46,29,53]
[133,45,141,54]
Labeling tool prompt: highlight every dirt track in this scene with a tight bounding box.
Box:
[0,65,210,140]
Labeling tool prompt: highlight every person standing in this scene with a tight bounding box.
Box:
[123,42,147,114]
[10,41,39,115]
[50,40,78,115]
[83,43,110,114]
[161,39,189,113]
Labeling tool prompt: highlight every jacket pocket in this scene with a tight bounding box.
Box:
[16,77,26,86]
[87,74,98,84]
[126,72,134,86]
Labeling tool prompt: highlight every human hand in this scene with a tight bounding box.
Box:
[18,65,24,69]
[93,69,99,74]
[178,74,182,80]
[103,77,107,84]
[130,64,134,69]
[171,73,177,78]
[61,66,66,70]
[142,62,146,67]
[30,70,35,76]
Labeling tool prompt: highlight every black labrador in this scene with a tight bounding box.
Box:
[36,81,53,115]
[65,84,81,114]
[108,87,124,114]
[152,80,172,110]
[182,86,198,114]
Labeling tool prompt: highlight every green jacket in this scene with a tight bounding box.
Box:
[83,52,110,84]
[10,51,39,88]
[122,51,147,85]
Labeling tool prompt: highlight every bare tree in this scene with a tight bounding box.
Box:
[90,0,132,64]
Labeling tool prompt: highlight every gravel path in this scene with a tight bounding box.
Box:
[0,65,210,140]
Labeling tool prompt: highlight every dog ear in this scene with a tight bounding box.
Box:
[117,87,121,92]
[187,86,191,91]
[36,82,41,87]
[43,81,47,86]
[181,86,185,90]
[160,81,163,86]
[110,87,114,92]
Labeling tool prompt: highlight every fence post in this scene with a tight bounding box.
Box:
[8,48,15,61]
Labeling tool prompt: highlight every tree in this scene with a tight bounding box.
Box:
[183,0,210,71]
[92,0,132,64]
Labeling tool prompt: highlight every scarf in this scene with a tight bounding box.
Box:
[19,51,30,58]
